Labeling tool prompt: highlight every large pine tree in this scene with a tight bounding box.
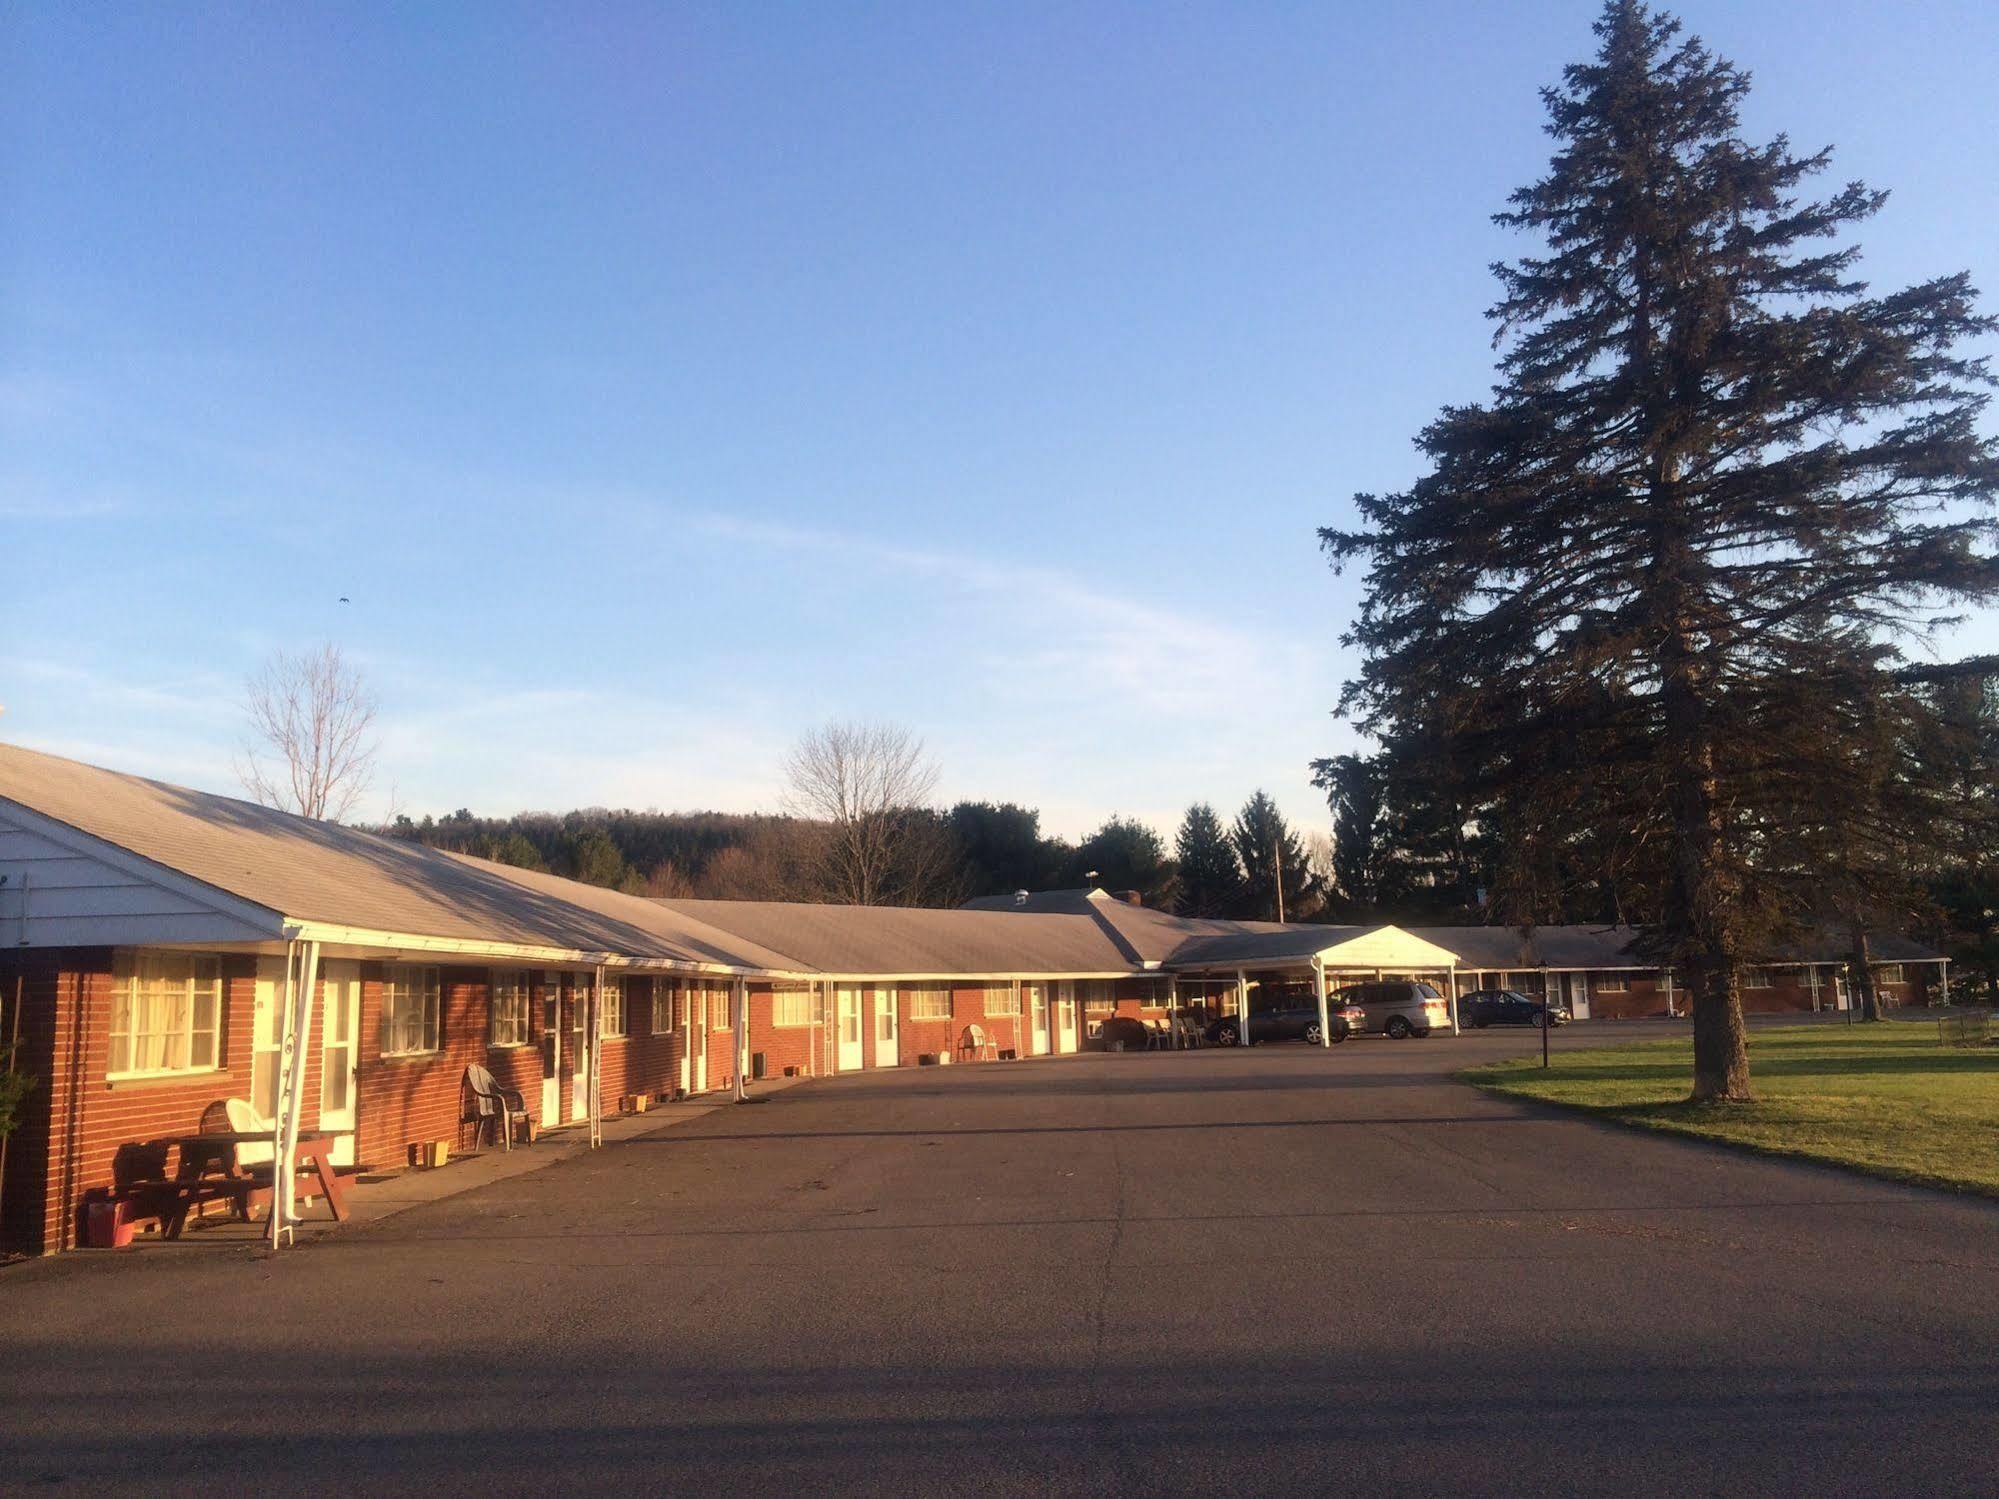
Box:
[1174,802,1243,917]
[1325,1,1999,1099]
[1232,791,1316,923]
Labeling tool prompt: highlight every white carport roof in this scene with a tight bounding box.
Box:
[1165,923,1464,975]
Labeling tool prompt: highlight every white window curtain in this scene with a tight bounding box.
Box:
[109,953,221,1077]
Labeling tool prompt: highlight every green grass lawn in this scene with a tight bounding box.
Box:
[1461,1022,1999,1198]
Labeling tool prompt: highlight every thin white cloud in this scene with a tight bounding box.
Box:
[692,512,1323,717]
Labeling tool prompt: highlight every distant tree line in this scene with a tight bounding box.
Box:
[376,786,1346,923]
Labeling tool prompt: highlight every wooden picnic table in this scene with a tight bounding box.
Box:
[157,1128,353,1228]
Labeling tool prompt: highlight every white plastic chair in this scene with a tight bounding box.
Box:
[225,1096,276,1168]
[957,1024,998,1063]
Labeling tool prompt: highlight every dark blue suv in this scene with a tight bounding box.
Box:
[1460,989,1569,1028]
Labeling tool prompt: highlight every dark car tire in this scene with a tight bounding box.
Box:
[1214,1028,1239,1047]
[1412,1028,1432,1038]
[1329,1026,1348,1045]
[1304,1022,1323,1045]
[1385,1016,1413,1039]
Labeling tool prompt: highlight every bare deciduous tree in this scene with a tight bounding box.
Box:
[237,643,379,822]
[782,721,947,905]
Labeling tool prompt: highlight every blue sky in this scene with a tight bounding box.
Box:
[5,2,1996,842]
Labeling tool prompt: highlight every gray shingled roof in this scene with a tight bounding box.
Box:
[3,743,1943,978]
[969,892,1943,970]
[651,898,1141,976]
[0,742,803,970]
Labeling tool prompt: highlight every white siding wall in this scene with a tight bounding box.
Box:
[0,806,276,947]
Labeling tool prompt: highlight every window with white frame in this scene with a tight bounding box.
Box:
[1594,973,1629,993]
[772,984,813,1027]
[710,987,732,1030]
[984,984,1020,1017]
[491,970,530,1047]
[382,966,442,1056]
[110,952,222,1078]
[601,977,627,1037]
[652,978,677,1034]
[1083,980,1115,1016]
[909,984,951,1021]
[1741,969,1772,990]
[1875,963,1905,984]
[1506,971,1538,991]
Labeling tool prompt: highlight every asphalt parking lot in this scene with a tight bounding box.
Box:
[3,1027,1996,1496]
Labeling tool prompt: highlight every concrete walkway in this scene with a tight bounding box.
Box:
[136,1077,810,1250]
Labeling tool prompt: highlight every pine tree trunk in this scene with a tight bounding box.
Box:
[1688,950,1752,1102]
[1661,619,1752,1101]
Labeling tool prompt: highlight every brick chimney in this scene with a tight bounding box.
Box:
[1113,890,1144,907]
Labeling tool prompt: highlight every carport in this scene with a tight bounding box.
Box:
[1167,925,1465,1046]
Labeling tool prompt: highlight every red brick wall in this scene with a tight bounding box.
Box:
[0,952,726,1255]
[1584,976,1670,1021]
[2,950,274,1254]
[895,984,961,1065]
[748,984,821,1079]
[599,975,703,1100]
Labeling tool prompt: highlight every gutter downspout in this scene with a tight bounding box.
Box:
[1313,958,1330,1050]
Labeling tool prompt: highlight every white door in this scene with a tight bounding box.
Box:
[318,960,360,1166]
[1565,973,1591,1021]
[675,985,693,1094]
[692,986,709,1093]
[540,977,562,1127]
[1027,984,1049,1055]
[873,988,900,1066]
[569,982,589,1121]
[835,985,866,1071]
[1055,981,1079,1053]
[251,959,282,1122]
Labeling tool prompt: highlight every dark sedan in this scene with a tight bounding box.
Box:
[1204,1000,1364,1047]
[1459,989,1570,1028]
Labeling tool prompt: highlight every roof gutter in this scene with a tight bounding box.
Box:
[280,920,795,978]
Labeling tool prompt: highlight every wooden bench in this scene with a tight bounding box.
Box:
[97,1141,245,1241]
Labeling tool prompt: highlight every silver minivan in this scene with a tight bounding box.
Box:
[1333,980,1454,1038]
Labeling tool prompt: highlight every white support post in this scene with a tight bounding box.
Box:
[733,979,749,1101]
[1806,966,1820,1013]
[1168,975,1180,1049]
[1236,968,1249,1047]
[1313,958,1330,1049]
[269,938,320,1250]
[588,963,605,1148]
[1447,967,1460,1036]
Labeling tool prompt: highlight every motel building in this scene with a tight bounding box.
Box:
[0,743,1951,1257]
